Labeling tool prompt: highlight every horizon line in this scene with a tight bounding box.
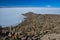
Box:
[0,7,60,8]
[0,5,60,8]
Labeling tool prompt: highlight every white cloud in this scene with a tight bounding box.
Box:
[0,7,60,27]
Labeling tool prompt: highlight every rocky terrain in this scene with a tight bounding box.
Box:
[0,12,60,40]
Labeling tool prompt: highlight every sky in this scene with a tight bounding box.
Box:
[0,0,60,27]
[0,0,60,7]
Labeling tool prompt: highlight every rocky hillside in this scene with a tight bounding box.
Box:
[13,12,60,40]
[1,12,60,40]
[16,12,60,33]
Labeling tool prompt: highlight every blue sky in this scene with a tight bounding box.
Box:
[0,0,60,7]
